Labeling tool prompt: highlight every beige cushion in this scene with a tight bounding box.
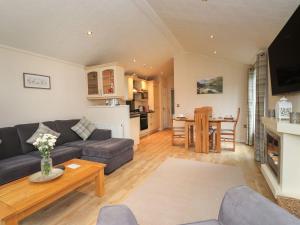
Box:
[71,117,96,141]
[27,123,60,144]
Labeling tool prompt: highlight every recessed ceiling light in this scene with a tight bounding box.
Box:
[213,50,217,54]
[210,34,214,39]
[87,31,93,36]
[133,58,136,63]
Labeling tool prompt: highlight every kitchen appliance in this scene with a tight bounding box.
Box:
[126,100,135,112]
[140,113,148,130]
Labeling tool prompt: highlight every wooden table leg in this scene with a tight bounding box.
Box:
[190,125,194,145]
[215,123,221,153]
[185,122,189,150]
[95,169,105,197]
[2,217,18,225]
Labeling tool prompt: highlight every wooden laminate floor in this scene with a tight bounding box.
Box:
[22,130,273,225]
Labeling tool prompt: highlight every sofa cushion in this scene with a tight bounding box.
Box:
[180,220,220,225]
[29,145,82,165]
[88,129,112,141]
[0,127,23,160]
[27,123,60,144]
[0,154,41,185]
[64,140,98,148]
[82,147,133,174]
[82,138,134,159]
[15,121,57,154]
[54,120,81,145]
[71,117,96,141]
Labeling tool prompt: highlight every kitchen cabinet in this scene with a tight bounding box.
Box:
[130,116,140,150]
[87,72,98,95]
[148,80,154,111]
[140,112,159,137]
[141,80,147,90]
[86,63,125,99]
[127,76,134,100]
[148,112,159,132]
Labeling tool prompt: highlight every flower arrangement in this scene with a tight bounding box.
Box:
[33,133,58,176]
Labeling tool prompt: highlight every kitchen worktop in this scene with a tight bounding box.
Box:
[130,111,155,118]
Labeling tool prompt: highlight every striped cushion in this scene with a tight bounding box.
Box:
[71,117,96,141]
[27,123,60,144]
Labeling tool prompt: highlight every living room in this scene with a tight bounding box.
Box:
[0,1,300,225]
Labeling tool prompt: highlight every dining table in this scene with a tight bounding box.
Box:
[174,117,235,152]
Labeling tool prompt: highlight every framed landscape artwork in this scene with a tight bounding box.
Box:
[23,73,51,89]
[197,76,223,94]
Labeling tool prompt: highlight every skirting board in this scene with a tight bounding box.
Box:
[261,164,281,198]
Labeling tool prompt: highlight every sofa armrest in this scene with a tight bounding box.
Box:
[97,205,138,225]
[218,186,300,225]
[88,129,112,141]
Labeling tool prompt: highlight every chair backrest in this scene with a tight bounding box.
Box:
[218,186,300,225]
[194,107,212,153]
[233,108,240,131]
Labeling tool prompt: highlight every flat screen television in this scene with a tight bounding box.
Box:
[268,5,300,95]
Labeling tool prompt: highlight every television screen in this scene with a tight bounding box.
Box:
[268,5,300,95]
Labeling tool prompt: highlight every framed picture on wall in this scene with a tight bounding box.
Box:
[197,76,223,94]
[23,73,51,89]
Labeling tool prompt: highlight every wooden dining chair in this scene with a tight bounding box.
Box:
[221,108,240,151]
[171,119,186,146]
[194,107,213,153]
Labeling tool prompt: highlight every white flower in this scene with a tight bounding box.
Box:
[33,133,58,157]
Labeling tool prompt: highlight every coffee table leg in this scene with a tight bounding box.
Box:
[3,217,18,225]
[95,169,105,197]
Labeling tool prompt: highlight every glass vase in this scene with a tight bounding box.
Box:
[41,156,53,176]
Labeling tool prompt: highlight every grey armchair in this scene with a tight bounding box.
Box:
[97,186,300,225]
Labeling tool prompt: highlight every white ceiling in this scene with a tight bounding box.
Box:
[0,0,178,76]
[146,0,300,64]
[0,0,299,75]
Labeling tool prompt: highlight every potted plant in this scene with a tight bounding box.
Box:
[33,133,58,176]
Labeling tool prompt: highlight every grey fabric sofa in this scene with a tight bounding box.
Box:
[0,119,134,185]
[96,186,300,225]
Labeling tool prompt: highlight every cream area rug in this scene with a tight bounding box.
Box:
[123,158,245,225]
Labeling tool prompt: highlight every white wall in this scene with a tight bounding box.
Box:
[174,53,249,142]
[0,46,88,127]
[268,76,300,112]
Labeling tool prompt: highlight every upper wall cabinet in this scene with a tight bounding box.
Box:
[87,72,98,95]
[86,63,125,99]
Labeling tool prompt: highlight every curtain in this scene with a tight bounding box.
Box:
[254,52,268,162]
[246,67,256,146]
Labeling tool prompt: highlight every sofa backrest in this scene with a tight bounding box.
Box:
[0,127,23,160]
[54,119,81,145]
[15,121,58,154]
[218,186,300,225]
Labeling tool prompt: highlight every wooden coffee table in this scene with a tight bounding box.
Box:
[0,159,105,225]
